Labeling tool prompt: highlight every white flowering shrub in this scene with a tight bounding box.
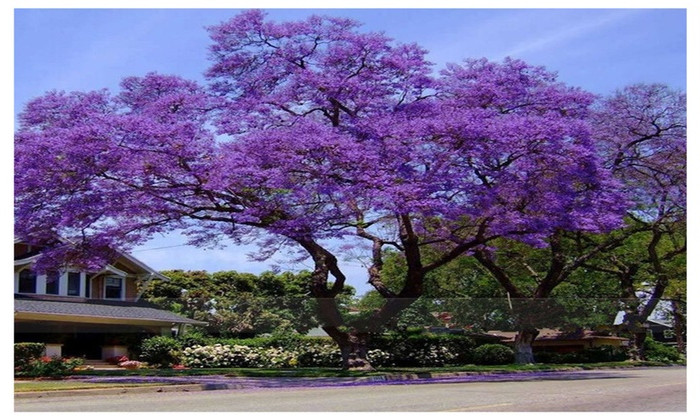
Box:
[400,345,458,367]
[181,336,475,368]
[296,343,342,367]
[183,344,261,368]
[259,347,298,368]
[366,349,392,367]
[372,334,477,367]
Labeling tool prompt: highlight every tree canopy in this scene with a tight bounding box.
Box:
[14,10,681,368]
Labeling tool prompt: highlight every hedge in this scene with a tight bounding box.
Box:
[14,342,46,368]
[173,332,479,368]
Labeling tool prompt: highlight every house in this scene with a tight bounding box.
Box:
[14,239,206,360]
[613,311,682,344]
[643,319,675,343]
[487,328,629,353]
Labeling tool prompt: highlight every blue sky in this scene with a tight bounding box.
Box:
[11,4,691,295]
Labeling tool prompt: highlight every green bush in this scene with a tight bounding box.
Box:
[532,351,559,364]
[580,346,628,363]
[16,356,84,377]
[644,338,683,363]
[139,336,181,367]
[473,344,515,365]
[14,342,46,368]
[177,331,213,348]
[535,346,628,364]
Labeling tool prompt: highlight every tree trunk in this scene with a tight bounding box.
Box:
[627,331,648,361]
[514,328,539,364]
[344,330,372,371]
[323,326,373,370]
[619,310,645,360]
[671,299,686,354]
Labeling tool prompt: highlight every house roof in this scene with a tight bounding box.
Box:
[14,294,207,326]
[487,328,628,343]
[14,238,169,282]
[645,319,673,329]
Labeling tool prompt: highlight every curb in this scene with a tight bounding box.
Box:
[14,384,204,399]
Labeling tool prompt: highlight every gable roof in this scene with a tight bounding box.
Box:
[14,294,207,326]
[14,238,169,282]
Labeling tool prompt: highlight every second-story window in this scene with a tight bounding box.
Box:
[45,271,60,295]
[67,272,81,296]
[18,269,36,294]
[104,277,123,299]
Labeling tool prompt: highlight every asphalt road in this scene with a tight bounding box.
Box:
[15,367,687,412]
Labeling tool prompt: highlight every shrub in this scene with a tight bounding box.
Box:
[139,336,181,368]
[183,344,262,368]
[644,338,683,363]
[295,343,342,368]
[259,347,298,368]
[473,344,515,365]
[118,360,144,370]
[17,356,84,377]
[371,334,476,367]
[181,342,393,369]
[580,346,628,363]
[105,355,129,365]
[14,342,46,368]
[366,349,392,367]
[535,346,628,364]
[532,351,560,364]
[177,331,213,348]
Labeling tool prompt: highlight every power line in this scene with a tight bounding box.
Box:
[131,244,190,252]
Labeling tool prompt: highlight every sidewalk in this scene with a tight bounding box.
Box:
[15,368,634,399]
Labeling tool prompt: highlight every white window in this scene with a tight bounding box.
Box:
[104,277,124,300]
[67,272,82,296]
[16,268,89,298]
[45,271,60,295]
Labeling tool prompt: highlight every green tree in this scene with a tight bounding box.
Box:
[583,223,686,358]
[373,244,622,363]
[139,269,330,337]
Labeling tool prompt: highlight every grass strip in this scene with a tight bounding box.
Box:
[15,380,170,393]
[60,360,671,379]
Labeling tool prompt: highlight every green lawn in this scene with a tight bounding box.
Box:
[62,360,670,378]
[14,381,170,393]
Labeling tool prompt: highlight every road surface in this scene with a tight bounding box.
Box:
[15,367,686,412]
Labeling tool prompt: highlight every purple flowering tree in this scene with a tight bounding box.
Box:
[435,59,630,364]
[468,83,686,363]
[15,10,626,369]
[586,83,686,359]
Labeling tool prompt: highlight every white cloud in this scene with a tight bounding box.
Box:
[498,9,643,59]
